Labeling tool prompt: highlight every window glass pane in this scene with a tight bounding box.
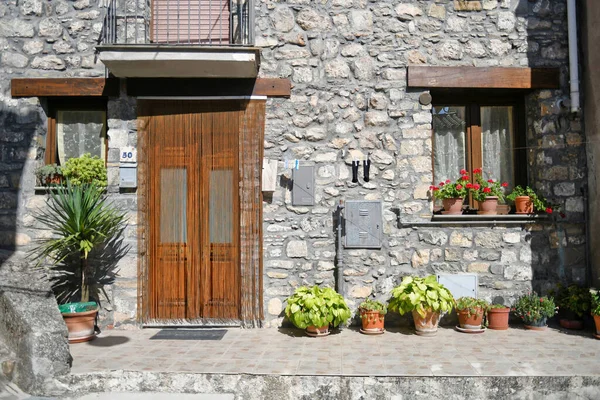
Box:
[433,106,466,183]
[481,106,514,192]
[209,169,233,243]
[160,168,187,243]
[57,110,106,164]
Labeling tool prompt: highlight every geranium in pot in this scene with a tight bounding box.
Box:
[590,289,600,339]
[388,275,454,336]
[486,304,510,330]
[430,169,470,214]
[30,182,127,343]
[358,299,387,335]
[506,185,555,215]
[513,292,557,331]
[285,286,351,337]
[455,297,489,332]
[470,169,508,215]
[551,284,591,330]
[35,164,63,186]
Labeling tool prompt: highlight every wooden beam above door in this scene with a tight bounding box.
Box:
[11,78,120,97]
[408,66,560,89]
[126,78,291,98]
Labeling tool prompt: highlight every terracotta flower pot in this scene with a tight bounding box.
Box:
[559,318,584,330]
[457,307,484,330]
[360,309,385,333]
[442,198,464,215]
[62,308,98,343]
[477,196,499,215]
[45,175,62,186]
[524,317,547,330]
[306,325,329,337]
[593,315,600,338]
[412,309,440,336]
[487,307,510,330]
[514,196,533,214]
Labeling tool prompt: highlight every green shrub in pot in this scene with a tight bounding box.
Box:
[285,286,351,336]
[62,153,107,187]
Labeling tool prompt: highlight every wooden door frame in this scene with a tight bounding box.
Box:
[137,99,265,326]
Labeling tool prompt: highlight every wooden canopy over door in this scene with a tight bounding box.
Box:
[137,100,264,325]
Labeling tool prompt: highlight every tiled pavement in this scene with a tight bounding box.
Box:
[69,325,600,377]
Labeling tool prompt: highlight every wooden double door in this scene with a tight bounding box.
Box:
[141,100,242,321]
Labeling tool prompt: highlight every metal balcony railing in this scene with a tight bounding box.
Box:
[102,0,254,46]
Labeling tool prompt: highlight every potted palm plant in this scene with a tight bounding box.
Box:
[358,299,387,335]
[285,286,351,337]
[430,169,470,214]
[30,182,127,343]
[506,185,555,214]
[388,275,454,336]
[455,297,489,332]
[486,304,510,330]
[551,284,591,330]
[513,292,557,330]
[591,289,600,339]
[469,168,509,215]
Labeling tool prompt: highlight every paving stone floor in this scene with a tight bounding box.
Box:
[69,325,600,377]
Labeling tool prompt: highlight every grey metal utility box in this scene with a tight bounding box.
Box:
[344,200,382,249]
[292,165,314,206]
[119,163,137,188]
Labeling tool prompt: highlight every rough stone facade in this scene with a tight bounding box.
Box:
[0,0,588,330]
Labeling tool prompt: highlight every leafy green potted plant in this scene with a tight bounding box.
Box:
[455,297,489,332]
[30,182,127,343]
[430,169,470,214]
[551,284,591,330]
[61,153,108,187]
[487,304,510,330]
[590,289,600,339]
[512,292,557,331]
[358,299,387,335]
[506,185,555,214]
[388,275,454,336]
[469,168,508,215]
[285,286,351,337]
[35,164,63,186]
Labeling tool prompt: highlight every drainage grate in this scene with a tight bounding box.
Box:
[149,329,227,341]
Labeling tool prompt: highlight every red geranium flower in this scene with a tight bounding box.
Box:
[439,182,445,186]
[433,187,439,191]
[501,182,508,187]
[429,185,434,190]
[473,184,480,190]
[456,184,463,190]
[445,179,451,184]
[460,169,467,175]
[487,179,494,183]
[483,187,491,193]
[461,175,469,181]
[546,207,553,214]
[466,183,473,189]
[473,168,482,174]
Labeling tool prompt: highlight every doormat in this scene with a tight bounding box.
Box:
[149,329,227,341]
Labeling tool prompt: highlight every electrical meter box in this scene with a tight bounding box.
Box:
[344,200,382,249]
[119,163,137,188]
[292,165,314,206]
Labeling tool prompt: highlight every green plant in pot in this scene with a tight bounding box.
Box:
[358,299,387,334]
[550,284,591,330]
[455,297,489,331]
[506,185,555,214]
[487,304,511,330]
[30,182,127,343]
[512,292,557,331]
[388,275,454,336]
[285,286,351,337]
[62,153,108,187]
[35,164,63,186]
[429,169,470,215]
[590,289,600,339]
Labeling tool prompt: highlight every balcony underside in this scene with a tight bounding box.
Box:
[97,45,260,78]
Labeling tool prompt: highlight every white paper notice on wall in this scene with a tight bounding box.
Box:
[262,159,278,192]
[120,146,137,163]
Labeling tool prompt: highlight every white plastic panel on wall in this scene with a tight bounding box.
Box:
[437,274,478,299]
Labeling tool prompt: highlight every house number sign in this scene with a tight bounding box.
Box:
[120,146,137,163]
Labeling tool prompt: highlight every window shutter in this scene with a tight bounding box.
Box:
[152,0,230,44]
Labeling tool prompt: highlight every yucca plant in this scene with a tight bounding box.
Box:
[30,182,127,303]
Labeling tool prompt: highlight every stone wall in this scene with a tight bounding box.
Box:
[255,0,587,326]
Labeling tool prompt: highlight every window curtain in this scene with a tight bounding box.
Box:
[433,106,466,183]
[481,106,514,193]
[56,110,106,164]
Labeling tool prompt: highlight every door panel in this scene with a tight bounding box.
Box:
[145,101,240,321]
